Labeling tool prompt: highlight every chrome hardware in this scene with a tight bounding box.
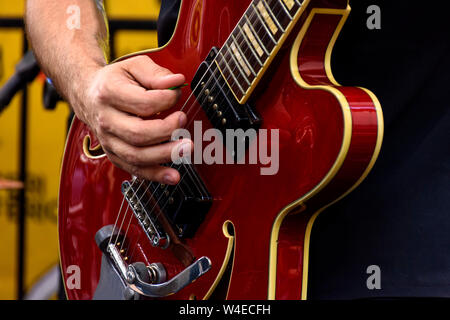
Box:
[121,180,170,249]
[95,225,211,299]
[107,242,128,281]
[126,256,212,298]
[147,263,167,284]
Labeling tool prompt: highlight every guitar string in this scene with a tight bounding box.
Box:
[123,55,240,259]
[123,3,294,260]
[122,1,294,260]
[114,2,294,259]
[134,0,291,214]
[134,0,291,220]
[107,188,128,249]
[113,59,229,254]
[112,179,145,248]
[119,0,294,260]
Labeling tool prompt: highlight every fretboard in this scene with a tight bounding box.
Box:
[215,0,303,103]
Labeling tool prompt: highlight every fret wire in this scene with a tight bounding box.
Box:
[261,0,285,32]
[251,3,277,43]
[244,14,270,55]
[224,43,251,85]
[238,0,293,67]
[236,25,263,66]
[275,0,293,19]
[217,51,246,94]
[231,35,257,76]
[213,0,303,100]
[255,1,279,36]
[120,1,305,245]
[268,0,296,31]
[277,0,292,12]
[282,0,295,10]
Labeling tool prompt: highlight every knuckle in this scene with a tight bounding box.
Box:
[98,137,111,152]
[163,145,176,163]
[135,55,151,64]
[159,69,172,77]
[167,90,180,104]
[153,65,172,77]
[127,125,145,145]
[129,165,142,179]
[154,91,177,109]
[93,80,110,104]
[154,119,171,136]
[96,112,110,133]
[123,149,142,166]
[136,102,155,117]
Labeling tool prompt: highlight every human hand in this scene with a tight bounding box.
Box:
[72,55,192,185]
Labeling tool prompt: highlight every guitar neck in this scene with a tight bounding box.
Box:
[215,0,303,103]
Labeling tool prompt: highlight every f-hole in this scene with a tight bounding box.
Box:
[208,221,235,300]
[83,135,106,159]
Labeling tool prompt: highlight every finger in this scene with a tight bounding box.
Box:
[102,81,182,117]
[123,55,186,90]
[107,151,181,185]
[99,109,187,147]
[102,136,193,168]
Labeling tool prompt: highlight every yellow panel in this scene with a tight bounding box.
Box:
[0,0,25,17]
[0,31,68,300]
[0,0,162,300]
[24,78,70,296]
[114,30,158,58]
[0,29,22,300]
[106,0,161,19]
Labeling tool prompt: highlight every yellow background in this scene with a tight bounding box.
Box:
[0,0,160,299]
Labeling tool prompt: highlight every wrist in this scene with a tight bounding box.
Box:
[66,62,105,126]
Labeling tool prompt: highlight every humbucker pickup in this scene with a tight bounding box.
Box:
[191,47,262,137]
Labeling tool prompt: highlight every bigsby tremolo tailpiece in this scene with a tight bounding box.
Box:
[95,225,212,299]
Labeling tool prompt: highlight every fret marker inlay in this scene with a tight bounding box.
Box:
[283,0,295,10]
[230,41,252,77]
[243,23,264,57]
[257,1,278,35]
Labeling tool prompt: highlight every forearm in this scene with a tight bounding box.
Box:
[25,0,109,121]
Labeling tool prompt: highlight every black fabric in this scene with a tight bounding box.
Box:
[308,0,450,299]
[157,0,181,47]
[157,0,450,298]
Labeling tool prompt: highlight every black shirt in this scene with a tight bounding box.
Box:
[157,0,450,299]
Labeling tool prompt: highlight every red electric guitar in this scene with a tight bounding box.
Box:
[59,0,383,300]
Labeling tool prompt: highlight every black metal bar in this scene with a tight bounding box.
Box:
[0,17,156,30]
[0,18,23,28]
[0,17,157,61]
[109,19,157,30]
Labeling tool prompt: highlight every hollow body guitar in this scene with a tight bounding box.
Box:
[59,0,383,300]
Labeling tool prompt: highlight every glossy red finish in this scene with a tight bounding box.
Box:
[59,0,382,300]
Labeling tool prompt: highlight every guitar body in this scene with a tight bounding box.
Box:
[59,0,383,300]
